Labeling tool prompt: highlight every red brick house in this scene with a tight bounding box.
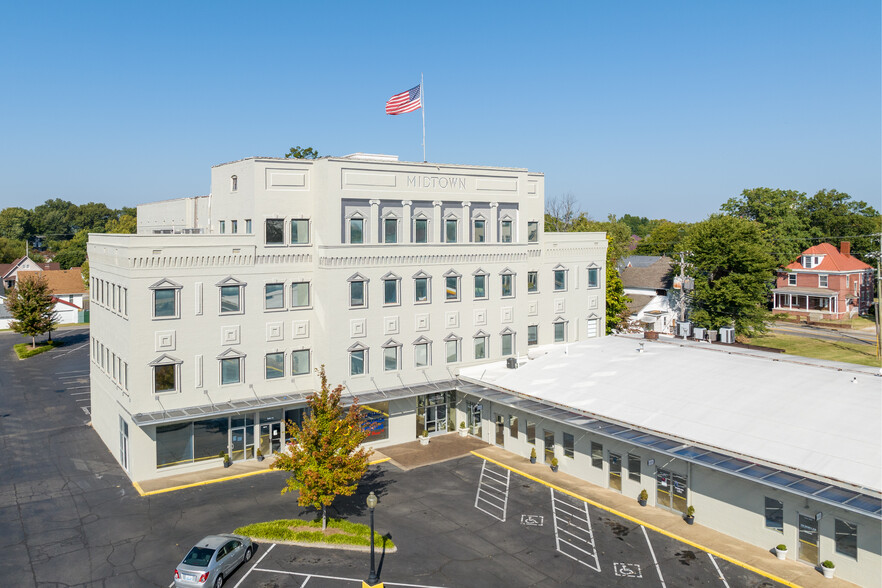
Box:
[772,242,874,320]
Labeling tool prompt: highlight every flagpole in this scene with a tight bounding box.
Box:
[421,73,426,162]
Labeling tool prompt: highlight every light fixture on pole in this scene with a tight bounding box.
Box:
[364,491,382,588]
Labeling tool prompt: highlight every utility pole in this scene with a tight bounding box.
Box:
[674,252,693,327]
[875,233,881,361]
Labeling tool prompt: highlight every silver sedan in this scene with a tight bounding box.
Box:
[174,534,254,588]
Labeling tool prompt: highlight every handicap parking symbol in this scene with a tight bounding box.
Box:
[613,562,642,578]
[520,514,544,526]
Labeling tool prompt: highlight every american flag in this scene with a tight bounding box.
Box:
[385,84,422,115]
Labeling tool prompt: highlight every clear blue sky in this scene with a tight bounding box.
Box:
[1,1,879,222]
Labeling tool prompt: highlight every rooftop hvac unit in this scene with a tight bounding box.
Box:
[678,321,692,337]
[506,357,518,369]
[719,327,735,344]
[693,327,706,340]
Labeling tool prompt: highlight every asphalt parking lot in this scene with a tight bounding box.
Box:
[0,328,784,587]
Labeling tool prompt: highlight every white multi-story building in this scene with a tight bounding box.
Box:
[88,154,607,483]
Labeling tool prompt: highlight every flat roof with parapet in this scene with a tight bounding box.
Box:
[460,335,882,497]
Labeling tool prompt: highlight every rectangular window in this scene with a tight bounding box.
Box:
[819,274,828,288]
[265,219,284,244]
[153,289,177,318]
[501,274,513,297]
[291,219,309,244]
[509,415,518,437]
[350,349,365,375]
[350,218,364,244]
[554,322,566,342]
[528,221,538,243]
[474,274,487,299]
[764,497,783,533]
[291,349,310,375]
[154,364,176,393]
[628,453,641,482]
[415,277,429,303]
[350,281,365,307]
[220,357,241,385]
[245,219,252,234]
[445,219,457,243]
[384,218,397,243]
[474,336,487,359]
[414,218,428,243]
[588,267,600,288]
[384,279,398,305]
[219,220,226,234]
[193,417,228,463]
[446,339,459,363]
[231,220,238,234]
[156,423,193,469]
[527,325,538,346]
[501,333,513,356]
[554,269,567,291]
[527,271,538,292]
[500,220,512,243]
[835,519,857,559]
[788,273,797,286]
[265,283,284,310]
[415,343,429,367]
[474,220,485,242]
[591,442,603,468]
[446,276,459,300]
[291,282,310,307]
[383,346,399,371]
[220,285,241,313]
[265,352,285,379]
[526,420,536,444]
[563,432,574,458]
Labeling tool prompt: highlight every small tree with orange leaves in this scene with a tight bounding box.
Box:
[271,365,370,530]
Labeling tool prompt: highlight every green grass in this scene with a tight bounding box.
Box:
[234,518,395,549]
[14,340,65,359]
[745,333,881,367]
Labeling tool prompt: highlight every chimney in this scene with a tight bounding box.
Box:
[840,241,851,256]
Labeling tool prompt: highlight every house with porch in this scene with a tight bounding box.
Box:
[772,242,874,321]
[617,255,676,333]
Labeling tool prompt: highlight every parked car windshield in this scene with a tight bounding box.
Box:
[183,547,215,567]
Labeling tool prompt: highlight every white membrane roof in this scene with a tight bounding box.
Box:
[460,336,882,494]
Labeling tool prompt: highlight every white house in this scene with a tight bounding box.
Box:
[618,255,677,333]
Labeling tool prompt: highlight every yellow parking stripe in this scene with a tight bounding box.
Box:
[471,451,802,588]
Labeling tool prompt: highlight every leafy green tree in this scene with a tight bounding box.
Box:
[721,188,811,266]
[0,207,33,241]
[285,146,320,159]
[5,273,59,348]
[272,366,370,530]
[634,220,691,256]
[620,214,658,238]
[32,198,75,238]
[116,206,137,218]
[544,193,583,232]
[802,189,880,262]
[604,249,631,333]
[574,214,635,263]
[52,228,89,269]
[71,202,115,233]
[104,214,137,234]
[81,260,90,289]
[0,237,26,264]
[684,215,777,335]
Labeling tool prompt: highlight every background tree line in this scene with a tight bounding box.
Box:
[546,188,880,336]
[0,199,136,268]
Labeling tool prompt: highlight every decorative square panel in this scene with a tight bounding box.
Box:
[292,320,309,339]
[528,301,538,316]
[554,298,566,313]
[266,322,283,342]
[415,313,430,332]
[500,306,513,324]
[384,316,400,335]
[350,318,367,338]
[473,308,487,326]
[221,325,240,346]
[445,311,460,329]
[589,296,599,310]
[155,330,176,352]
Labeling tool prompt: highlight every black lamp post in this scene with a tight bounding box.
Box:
[366,491,380,586]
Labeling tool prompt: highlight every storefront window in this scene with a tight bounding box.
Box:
[194,418,229,462]
[156,422,193,468]
[362,401,389,441]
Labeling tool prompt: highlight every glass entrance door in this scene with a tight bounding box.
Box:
[656,469,671,508]
[798,514,819,565]
[230,426,254,461]
[259,422,282,457]
[672,473,688,514]
[656,469,688,513]
[425,404,447,434]
[543,430,555,463]
[495,414,505,445]
[467,402,482,437]
[609,453,622,492]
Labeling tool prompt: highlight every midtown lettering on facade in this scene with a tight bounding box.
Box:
[407,175,466,190]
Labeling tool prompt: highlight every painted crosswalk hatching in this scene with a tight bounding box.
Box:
[550,488,601,572]
[474,460,511,522]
